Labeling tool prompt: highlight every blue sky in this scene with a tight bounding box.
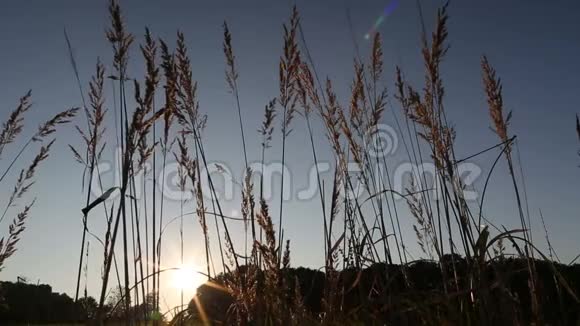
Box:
[0,0,579,310]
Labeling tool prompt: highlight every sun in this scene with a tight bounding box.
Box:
[171,264,206,291]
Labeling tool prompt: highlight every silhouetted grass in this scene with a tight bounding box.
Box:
[1,0,579,325]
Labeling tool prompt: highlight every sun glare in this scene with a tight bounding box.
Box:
[171,264,206,291]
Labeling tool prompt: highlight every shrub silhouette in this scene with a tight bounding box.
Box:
[183,258,580,324]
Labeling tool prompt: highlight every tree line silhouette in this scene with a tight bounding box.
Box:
[187,256,580,324]
[2,256,578,324]
[0,280,155,323]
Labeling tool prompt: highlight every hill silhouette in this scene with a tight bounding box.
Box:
[182,256,580,324]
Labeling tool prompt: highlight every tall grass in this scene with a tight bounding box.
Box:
[11,0,574,324]
[0,93,77,271]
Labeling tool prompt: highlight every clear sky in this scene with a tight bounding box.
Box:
[1,0,579,311]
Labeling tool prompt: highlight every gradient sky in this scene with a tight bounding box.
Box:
[1,0,579,311]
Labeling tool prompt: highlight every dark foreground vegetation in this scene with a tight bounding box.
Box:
[0,280,158,324]
[1,257,580,324]
[180,257,580,325]
[0,280,89,323]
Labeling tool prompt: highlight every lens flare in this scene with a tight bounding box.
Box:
[365,0,400,40]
